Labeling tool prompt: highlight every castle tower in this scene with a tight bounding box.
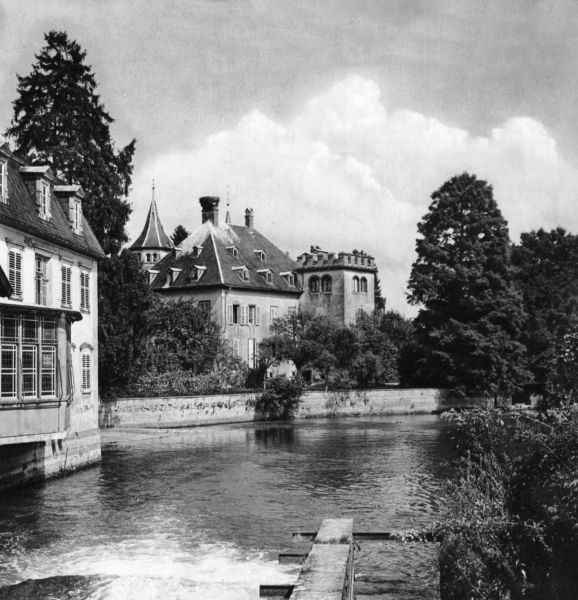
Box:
[129,182,174,269]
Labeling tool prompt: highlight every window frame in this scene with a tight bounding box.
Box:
[309,276,320,293]
[81,349,92,394]
[360,277,368,294]
[35,254,49,306]
[40,182,51,219]
[321,275,332,293]
[0,160,7,202]
[0,315,58,401]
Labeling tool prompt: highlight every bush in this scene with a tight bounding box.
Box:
[254,375,305,420]
[438,408,578,600]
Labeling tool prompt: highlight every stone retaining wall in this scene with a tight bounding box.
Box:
[99,388,485,429]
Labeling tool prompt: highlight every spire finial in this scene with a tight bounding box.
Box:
[152,179,156,202]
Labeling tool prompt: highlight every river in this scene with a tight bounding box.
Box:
[0,414,455,599]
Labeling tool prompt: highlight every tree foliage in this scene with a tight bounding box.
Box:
[439,407,578,600]
[512,228,578,390]
[407,173,529,398]
[98,251,154,396]
[142,299,223,374]
[171,224,190,247]
[5,30,135,255]
[261,309,398,388]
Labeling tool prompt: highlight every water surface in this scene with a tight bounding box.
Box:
[0,415,454,599]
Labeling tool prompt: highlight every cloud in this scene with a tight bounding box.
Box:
[128,75,578,314]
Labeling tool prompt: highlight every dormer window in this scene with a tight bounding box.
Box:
[280,271,295,286]
[40,182,51,219]
[227,246,239,259]
[71,199,82,234]
[190,265,207,282]
[191,245,203,258]
[254,250,266,262]
[148,270,159,285]
[0,160,7,203]
[258,268,273,284]
[166,267,182,287]
[232,266,249,281]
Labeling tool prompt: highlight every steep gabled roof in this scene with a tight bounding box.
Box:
[0,144,104,259]
[150,220,301,295]
[130,199,173,251]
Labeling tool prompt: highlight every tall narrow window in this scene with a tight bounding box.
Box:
[35,255,48,305]
[321,275,332,293]
[270,306,279,327]
[71,200,82,234]
[232,338,240,358]
[80,271,90,312]
[61,264,72,308]
[81,350,92,393]
[40,183,51,219]
[360,277,368,294]
[353,276,360,293]
[0,160,7,202]
[309,276,320,293]
[8,249,22,298]
[0,344,17,399]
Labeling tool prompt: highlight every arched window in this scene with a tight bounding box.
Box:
[309,276,320,293]
[353,276,360,292]
[81,349,92,394]
[321,275,332,293]
[360,277,368,294]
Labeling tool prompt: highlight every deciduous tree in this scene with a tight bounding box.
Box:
[408,172,529,398]
[512,228,578,389]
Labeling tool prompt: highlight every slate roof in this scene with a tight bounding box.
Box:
[129,199,173,251]
[150,219,302,295]
[0,144,104,259]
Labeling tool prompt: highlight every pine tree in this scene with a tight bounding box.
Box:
[5,30,135,255]
[171,224,190,247]
[374,275,386,311]
[408,173,529,398]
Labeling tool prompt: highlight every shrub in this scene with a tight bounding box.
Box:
[254,375,305,420]
[438,408,578,600]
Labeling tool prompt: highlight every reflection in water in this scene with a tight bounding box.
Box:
[0,415,454,599]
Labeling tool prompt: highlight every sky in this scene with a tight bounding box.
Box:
[1,0,578,313]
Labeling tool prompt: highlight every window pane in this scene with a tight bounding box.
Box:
[22,317,39,342]
[1,315,18,342]
[42,318,57,343]
[22,346,37,398]
[41,347,56,397]
[0,344,17,399]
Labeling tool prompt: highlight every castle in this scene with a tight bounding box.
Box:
[130,195,377,365]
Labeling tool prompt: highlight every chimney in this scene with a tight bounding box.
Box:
[245,208,254,228]
[200,196,219,226]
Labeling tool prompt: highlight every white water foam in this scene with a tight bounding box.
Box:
[6,535,297,600]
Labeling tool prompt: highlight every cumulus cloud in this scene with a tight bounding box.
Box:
[127,75,578,313]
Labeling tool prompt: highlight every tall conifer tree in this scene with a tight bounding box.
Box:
[408,173,529,398]
[6,30,135,255]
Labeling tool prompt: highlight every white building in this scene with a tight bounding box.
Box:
[0,142,104,490]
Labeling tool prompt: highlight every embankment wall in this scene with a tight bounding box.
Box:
[99,388,485,429]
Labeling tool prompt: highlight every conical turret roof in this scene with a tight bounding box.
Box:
[130,198,173,251]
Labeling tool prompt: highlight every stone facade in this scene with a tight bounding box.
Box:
[296,246,376,324]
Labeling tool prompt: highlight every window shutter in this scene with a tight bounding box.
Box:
[227,304,233,325]
[242,305,248,326]
[9,250,21,297]
[255,307,261,326]
[232,338,240,357]
[81,351,91,392]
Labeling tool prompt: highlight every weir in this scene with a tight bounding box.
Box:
[261,519,437,599]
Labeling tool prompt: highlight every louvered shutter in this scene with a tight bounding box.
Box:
[242,305,248,326]
[255,307,261,326]
[61,265,71,307]
[232,338,240,357]
[8,250,21,297]
[227,305,234,325]
[81,351,91,392]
